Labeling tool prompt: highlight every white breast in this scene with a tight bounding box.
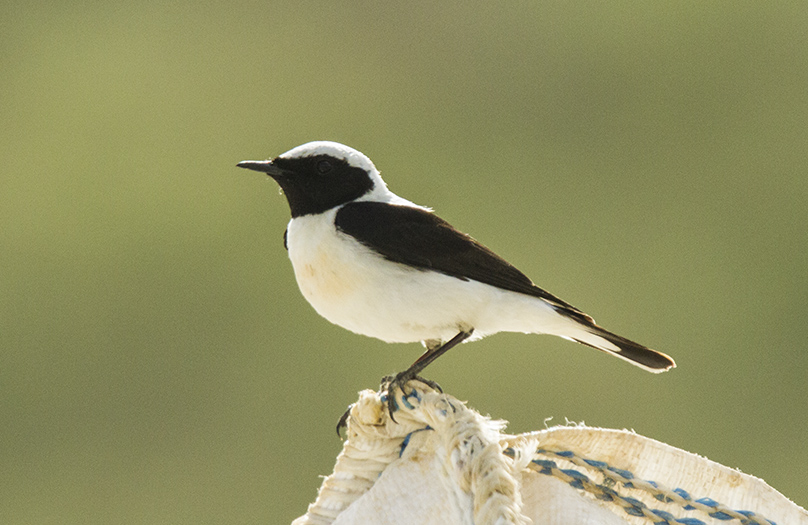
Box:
[284,208,565,346]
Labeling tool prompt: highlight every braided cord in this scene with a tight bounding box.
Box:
[503,446,776,525]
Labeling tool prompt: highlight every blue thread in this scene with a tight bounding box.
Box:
[708,511,733,520]
[400,433,413,457]
[561,469,589,489]
[592,484,615,502]
[399,427,433,457]
[673,488,695,509]
[651,509,675,521]
[696,497,718,506]
[555,450,575,458]
[406,388,422,402]
[624,496,646,507]
[562,469,590,482]
[674,518,706,525]
[584,458,608,468]
[646,480,664,502]
[400,395,416,410]
[622,496,646,516]
[674,488,692,500]
[531,459,556,475]
[596,491,615,502]
[607,466,635,480]
[600,485,617,496]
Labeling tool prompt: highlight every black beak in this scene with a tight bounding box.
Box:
[236,159,289,179]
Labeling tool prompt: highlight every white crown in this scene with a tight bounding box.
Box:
[278,141,378,175]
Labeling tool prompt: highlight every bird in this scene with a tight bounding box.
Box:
[237,141,675,419]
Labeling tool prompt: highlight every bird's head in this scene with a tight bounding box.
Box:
[238,141,389,218]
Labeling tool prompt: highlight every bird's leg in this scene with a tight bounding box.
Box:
[383,329,474,422]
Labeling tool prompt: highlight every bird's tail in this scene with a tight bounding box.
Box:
[560,321,675,373]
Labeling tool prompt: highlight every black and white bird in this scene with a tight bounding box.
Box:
[238,141,675,410]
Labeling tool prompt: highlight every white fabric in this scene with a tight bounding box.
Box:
[292,384,807,525]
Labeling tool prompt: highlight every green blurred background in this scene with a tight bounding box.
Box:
[2,2,806,523]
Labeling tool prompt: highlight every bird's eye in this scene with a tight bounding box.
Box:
[317,160,332,174]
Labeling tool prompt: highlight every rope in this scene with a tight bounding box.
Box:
[293,384,528,525]
[502,445,778,525]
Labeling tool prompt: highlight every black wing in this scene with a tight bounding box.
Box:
[334,201,593,323]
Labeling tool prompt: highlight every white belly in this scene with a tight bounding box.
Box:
[285,209,565,344]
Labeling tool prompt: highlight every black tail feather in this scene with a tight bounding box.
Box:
[572,324,675,373]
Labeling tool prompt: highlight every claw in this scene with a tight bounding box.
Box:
[382,373,443,423]
[336,403,354,438]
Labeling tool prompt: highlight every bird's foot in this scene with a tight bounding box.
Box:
[381,372,443,423]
